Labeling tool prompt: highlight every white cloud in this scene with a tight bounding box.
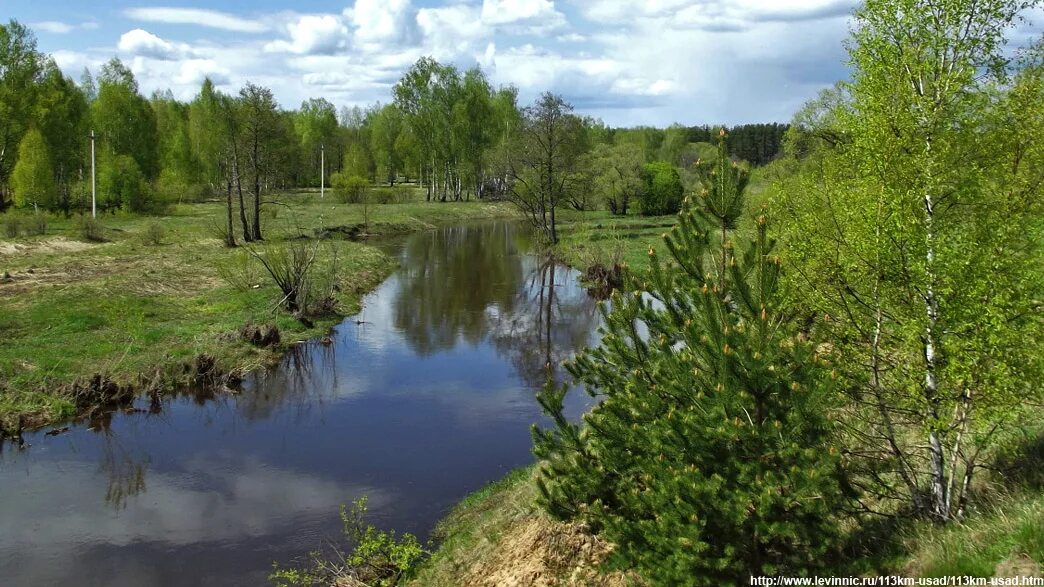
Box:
[350,0,417,50]
[174,59,231,86]
[42,0,870,126]
[417,4,490,58]
[32,21,98,34]
[117,29,184,61]
[573,0,856,29]
[481,0,567,33]
[265,15,350,55]
[124,7,270,33]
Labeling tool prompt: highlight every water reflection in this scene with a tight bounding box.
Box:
[490,257,601,388]
[0,221,601,587]
[393,223,525,355]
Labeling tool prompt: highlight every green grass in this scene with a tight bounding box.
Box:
[407,467,538,586]
[555,209,676,273]
[0,190,518,431]
[905,493,1044,577]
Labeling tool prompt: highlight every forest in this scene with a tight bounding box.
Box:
[0,0,1042,585]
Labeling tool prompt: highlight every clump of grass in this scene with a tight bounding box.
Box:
[80,216,105,242]
[3,214,21,238]
[142,222,165,246]
[27,213,47,236]
[909,493,1044,577]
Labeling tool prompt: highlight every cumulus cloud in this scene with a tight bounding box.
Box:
[350,0,418,50]
[481,0,567,33]
[124,7,270,33]
[265,14,350,55]
[174,59,231,86]
[117,29,186,61]
[417,4,490,58]
[42,0,875,125]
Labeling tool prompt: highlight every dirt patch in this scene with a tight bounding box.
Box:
[240,324,282,347]
[0,250,224,299]
[460,516,634,587]
[994,554,1042,578]
[0,237,98,257]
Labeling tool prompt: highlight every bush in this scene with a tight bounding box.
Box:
[393,185,414,203]
[270,497,425,587]
[155,173,207,205]
[142,222,165,246]
[3,215,21,238]
[27,213,47,236]
[245,238,341,318]
[331,172,370,204]
[637,161,684,216]
[80,216,105,242]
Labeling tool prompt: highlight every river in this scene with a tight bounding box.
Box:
[0,222,602,586]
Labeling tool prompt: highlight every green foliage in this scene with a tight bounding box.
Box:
[534,167,847,583]
[583,143,643,215]
[270,497,425,587]
[0,20,45,207]
[142,222,165,246]
[331,172,369,204]
[92,58,159,180]
[34,62,88,206]
[11,127,55,209]
[27,211,46,235]
[773,0,1044,522]
[3,213,20,237]
[99,154,150,212]
[695,130,749,235]
[637,161,683,216]
[370,103,403,185]
[294,97,339,187]
[79,215,104,242]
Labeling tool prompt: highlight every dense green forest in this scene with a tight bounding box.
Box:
[1,0,1043,584]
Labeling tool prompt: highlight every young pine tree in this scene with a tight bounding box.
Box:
[533,132,848,584]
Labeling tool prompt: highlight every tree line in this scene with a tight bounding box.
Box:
[0,19,788,233]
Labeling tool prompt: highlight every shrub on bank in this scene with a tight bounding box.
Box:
[637,162,684,216]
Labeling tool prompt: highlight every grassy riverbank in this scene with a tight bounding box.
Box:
[554,209,674,273]
[410,437,1043,585]
[407,467,633,587]
[0,192,517,433]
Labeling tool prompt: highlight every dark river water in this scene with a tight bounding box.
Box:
[0,222,602,587]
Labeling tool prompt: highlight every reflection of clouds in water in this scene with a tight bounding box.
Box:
[1,454,381,551]
[350,274,402,354]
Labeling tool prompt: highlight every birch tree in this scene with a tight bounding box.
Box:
[776,0,1043,521]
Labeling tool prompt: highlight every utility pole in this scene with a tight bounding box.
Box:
[90,129,96,218]
[320,143,325,199]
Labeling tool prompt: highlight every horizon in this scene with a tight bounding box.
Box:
[4,0,872,126]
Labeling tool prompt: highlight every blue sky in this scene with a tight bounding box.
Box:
[5,1,1042,126]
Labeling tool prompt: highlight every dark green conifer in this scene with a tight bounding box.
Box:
[533,131,847,584]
